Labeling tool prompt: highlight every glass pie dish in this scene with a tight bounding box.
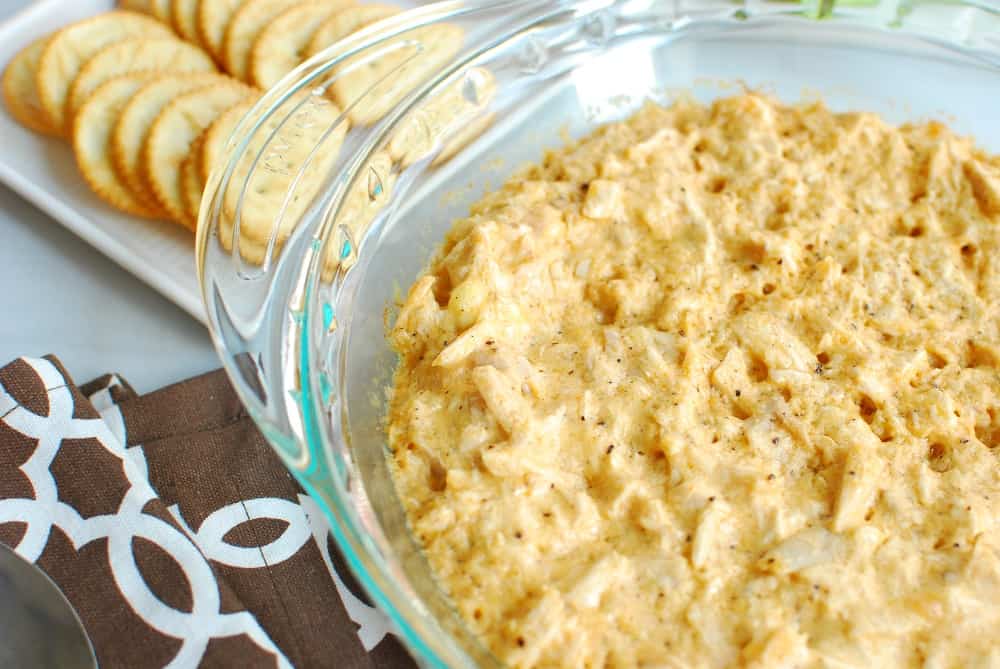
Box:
[195,1,1000,666]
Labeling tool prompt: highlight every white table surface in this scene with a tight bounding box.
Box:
[0,0,220,393]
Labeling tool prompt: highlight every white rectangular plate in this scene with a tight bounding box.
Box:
[0,0,416,324]
[0,0,204,320]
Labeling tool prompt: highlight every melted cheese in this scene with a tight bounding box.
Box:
[387,94,1000,668]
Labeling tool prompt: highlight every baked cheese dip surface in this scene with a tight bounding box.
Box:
[386,94,1000,668]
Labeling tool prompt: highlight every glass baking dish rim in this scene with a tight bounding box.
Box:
[196,2,1000,667]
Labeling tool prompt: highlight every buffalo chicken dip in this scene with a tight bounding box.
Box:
[387,94,1000,668]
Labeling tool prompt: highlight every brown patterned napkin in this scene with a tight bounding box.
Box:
[0,355,418,668]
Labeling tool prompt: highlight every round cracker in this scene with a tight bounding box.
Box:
[249,2,351,89]
[197,0,246,62]
[150,0,173,23]
[73,73,162,218]
[112,73,232,214]
[388,67,496,167]
[305,4,397,58]
[200,98,255,182]
[325,150,394,274]
[222,149,392,273]
[118,0,171,24]
[170,0,201,43]
[144,82,255,226]
[118,0,154,14]
[431,111,495,168]
[207,94,384,277]
[213,91,348,263]
[327,22,464,126]
[68,39,217,121]
[180,133,207,228]
[36,11,175,135]
[2,36,60,136]
[221,0,301,81]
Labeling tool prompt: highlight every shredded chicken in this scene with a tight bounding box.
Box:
[387,94,1000,668]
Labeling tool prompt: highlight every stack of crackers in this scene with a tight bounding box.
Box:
[1,0,467,240]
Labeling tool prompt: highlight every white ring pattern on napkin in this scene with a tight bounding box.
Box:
[0,357,393,667]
